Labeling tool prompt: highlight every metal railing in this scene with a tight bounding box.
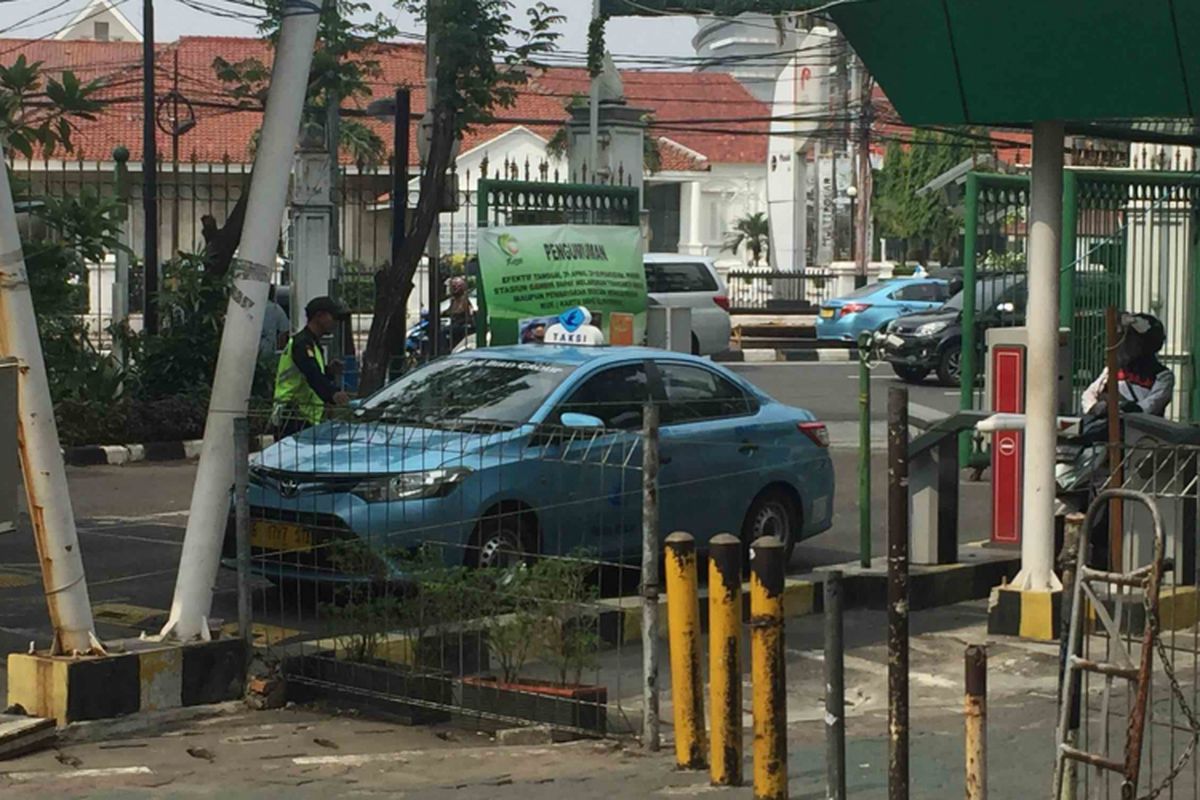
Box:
[1062,433,1200,798]
[726,268,837,313]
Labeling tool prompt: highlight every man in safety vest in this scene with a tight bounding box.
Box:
[272,296,350,438]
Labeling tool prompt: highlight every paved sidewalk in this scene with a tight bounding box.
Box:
[0,601,1062,798]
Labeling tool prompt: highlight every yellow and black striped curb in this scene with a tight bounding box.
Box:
[987,586,1062,641]
[7,639,247,725]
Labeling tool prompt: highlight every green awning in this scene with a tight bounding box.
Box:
[599,0,1200,126]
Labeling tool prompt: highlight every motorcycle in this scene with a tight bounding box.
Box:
[404,311,475,369]
[1054,414,1110,518]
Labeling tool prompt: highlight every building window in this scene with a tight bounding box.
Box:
[645,183,681,253]
[94,21,110,41]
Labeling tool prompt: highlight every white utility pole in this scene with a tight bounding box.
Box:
[1012,120,1065,592]
[0,148,101,655]
[159,0,323,641]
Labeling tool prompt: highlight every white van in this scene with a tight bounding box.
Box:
[643,254,733,356]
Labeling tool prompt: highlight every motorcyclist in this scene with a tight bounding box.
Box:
[1069,312,1171,568]
[1080,312,1173,420]
[446,276,474,348]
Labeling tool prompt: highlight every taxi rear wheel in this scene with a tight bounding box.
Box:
[741,487,799,564]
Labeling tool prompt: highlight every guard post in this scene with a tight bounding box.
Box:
[709,533,743,786]
[664,531,705,770]
[751,535,787,800]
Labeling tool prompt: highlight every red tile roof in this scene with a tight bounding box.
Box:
[1,36,767,169]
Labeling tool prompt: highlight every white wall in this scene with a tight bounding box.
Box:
[660,162,767,269]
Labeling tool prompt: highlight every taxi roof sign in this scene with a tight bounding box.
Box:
[544,306,605,347]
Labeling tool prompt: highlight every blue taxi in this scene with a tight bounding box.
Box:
[227,345,834,581]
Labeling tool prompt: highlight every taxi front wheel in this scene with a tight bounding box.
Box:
[469,512,536,570]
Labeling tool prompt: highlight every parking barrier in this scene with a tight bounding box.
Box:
[709,533,743,786]
[751,534,787,800]
[664,531,705,770]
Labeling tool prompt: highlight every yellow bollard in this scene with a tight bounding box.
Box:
[751,535,787,800]
[664,531,706,770]
[709,533,743,786]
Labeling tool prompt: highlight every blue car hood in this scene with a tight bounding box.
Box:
[255,420,521,475]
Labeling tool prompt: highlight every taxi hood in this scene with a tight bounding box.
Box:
[255,420,522,476]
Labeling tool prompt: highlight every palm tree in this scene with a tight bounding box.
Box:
[723,212,769,265]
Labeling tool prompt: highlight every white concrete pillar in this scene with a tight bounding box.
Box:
[1012,120,1065,592]
[794,148,808,270]
[289,144,333,333]
[682,180,703,255]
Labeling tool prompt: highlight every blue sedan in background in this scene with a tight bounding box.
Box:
[228,345,835,582]
[815,277,949,341]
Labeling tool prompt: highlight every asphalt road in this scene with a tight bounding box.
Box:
[727,361,962,422]
[0,363,989,697]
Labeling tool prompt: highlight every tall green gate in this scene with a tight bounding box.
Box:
[960,170,1200,441]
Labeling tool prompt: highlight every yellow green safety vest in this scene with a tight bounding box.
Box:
[273,335,326,424]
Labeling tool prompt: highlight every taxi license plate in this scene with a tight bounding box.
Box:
[250,521,313,552]
[819,307,835,319]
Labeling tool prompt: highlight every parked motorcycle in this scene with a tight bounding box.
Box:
[404,311,475,369]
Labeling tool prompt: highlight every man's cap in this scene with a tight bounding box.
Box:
[305,296,349,320]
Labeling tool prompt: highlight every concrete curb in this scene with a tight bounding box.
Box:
[714,348,859,363]
[63,436,274,467]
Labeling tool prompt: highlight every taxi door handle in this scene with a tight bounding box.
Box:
[738,442,759,454]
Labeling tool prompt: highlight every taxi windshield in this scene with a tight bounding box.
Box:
[357,356,577,427]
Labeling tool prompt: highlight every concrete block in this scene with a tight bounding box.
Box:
[496,725,554,746]
[7,638,246,725]
[987,585,1062,641]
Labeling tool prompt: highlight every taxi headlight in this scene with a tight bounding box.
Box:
[352,468,471,502]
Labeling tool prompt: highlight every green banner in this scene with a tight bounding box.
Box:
[478,225,647,345]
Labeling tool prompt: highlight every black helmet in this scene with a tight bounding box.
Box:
[1118,312,1166,365]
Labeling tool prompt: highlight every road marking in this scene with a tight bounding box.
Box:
[293,752,412,766]
[0,766,153,781]
[86,511,189,525]
[76,529,184,547]
[0,571,36,589]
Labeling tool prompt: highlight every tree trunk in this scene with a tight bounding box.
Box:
[200,175,252,278]
[358,103,457,394]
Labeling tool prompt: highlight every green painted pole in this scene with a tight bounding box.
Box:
[858,334,872,568]
[958,173,979,468]
[1192,224,1200,422]
[1059,170,1079,329]
[475,179,490,348]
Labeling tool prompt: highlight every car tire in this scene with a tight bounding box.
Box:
[741,487,800,563]
[469,509,536,570]
[891,364,928,383]
[936,344,962,386]
[691,333,701,355]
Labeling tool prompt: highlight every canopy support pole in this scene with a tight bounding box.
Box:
[1011,120,1065,592]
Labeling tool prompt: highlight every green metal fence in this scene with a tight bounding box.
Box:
[960,169,1200,450]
